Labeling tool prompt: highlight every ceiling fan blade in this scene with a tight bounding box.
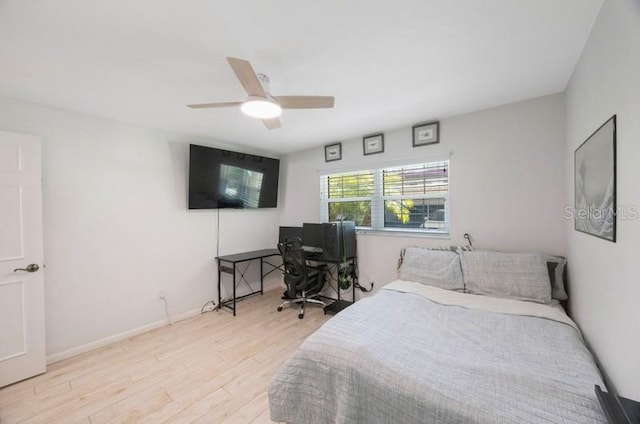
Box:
[227,57,266,97]
[262,118,282,130]
[275,96,335,109]
[187,101,243,109]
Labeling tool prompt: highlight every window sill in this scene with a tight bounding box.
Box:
[355,228,451,239]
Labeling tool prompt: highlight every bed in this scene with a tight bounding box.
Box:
[268,248,607,424]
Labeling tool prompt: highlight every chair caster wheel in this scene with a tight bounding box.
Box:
[277,307,283,312]
[298,314,304,319]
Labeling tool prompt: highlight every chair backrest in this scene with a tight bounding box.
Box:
[278,237,325,298]
[278,237,308,287]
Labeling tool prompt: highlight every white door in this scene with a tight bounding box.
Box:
[0,130,45,388]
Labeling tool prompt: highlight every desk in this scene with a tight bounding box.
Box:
[307,255,358,315]
[216,248,281,316]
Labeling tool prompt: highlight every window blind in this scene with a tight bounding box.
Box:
[320,160,450,234]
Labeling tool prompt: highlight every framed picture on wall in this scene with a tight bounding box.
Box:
[324,142,342,162]
[363,133,384,155]
[412,121,440,147]
[574,115,616,242]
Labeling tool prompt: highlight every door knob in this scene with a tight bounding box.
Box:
[13,264,40,273]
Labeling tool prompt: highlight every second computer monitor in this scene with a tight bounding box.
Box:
[278,226,303,243]
[302,223,324,249]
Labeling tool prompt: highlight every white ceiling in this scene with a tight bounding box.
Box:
[0,0,602,155]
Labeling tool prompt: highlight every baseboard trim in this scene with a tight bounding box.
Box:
[46,307,202,365]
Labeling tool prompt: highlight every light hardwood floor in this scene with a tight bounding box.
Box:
[0,289,331,424]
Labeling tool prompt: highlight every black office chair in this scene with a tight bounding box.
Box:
[277,237,326,319]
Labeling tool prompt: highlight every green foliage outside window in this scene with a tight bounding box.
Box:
[328,201,371,226]
[323,161,449,231]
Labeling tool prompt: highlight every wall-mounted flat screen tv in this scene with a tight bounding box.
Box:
[188,144,280,209]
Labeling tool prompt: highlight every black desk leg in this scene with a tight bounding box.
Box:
[337,264,341,302]
[352,259,356,302]
[217,259,221,312]
[260,259,264,294]
[232,264,236,316]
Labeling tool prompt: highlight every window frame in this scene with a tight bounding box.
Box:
[320,159,451,237]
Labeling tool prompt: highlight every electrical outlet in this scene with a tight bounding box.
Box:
[158,290,166,300]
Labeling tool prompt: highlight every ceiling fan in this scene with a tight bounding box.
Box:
[187,57,335,130]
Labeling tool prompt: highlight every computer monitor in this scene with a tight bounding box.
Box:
[302,223,324,249]
[278,226,303,243]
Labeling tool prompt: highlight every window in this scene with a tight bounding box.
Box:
[320,160,450,234]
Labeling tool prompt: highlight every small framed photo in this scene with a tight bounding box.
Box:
[363,133,384,156]
[412,121,440,147]
[324,142,342,162]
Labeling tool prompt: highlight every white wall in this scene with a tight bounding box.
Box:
[280,93,566,289]
[0,95,281,359]
[565,0,640,399]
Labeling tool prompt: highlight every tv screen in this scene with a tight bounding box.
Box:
[188,144,280,209]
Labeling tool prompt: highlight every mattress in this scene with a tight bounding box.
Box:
[268,280,607,424]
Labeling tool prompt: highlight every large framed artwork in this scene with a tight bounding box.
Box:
[574,115,616,242]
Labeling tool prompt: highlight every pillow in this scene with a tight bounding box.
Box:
[397,245,472,271]
[398,247,464,290]
[461,251,552,303]
[546,255,568,300]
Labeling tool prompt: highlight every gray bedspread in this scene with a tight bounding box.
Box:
[268,287,607,424]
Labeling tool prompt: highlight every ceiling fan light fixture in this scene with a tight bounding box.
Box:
[241,96,282,119]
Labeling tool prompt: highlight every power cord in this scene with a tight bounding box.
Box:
[202,210,222,314]
[201,300,216,313]
[353,257,373,293]
[161,295,173,325]
[355,281,374,293]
